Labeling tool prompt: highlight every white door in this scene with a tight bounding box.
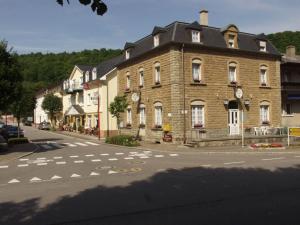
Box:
[229,109,240,135]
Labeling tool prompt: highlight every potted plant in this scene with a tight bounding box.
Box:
[230,81,237,85]
[193,123,203,129]
[262,121,270,125]
[154,124,162,129]
[261,82,267,86]
[139,123,145,128]
[126,123,132,128]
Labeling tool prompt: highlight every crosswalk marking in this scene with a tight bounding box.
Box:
[74,160,84,163]
[64,143,77,147]
[18,164,28,167]
[115,153,124,155]
[154,155,164,158]
[53,156,63,159]
[51,175,62,180]
[101,153,109,156]
[108,170,118,174]
[70,155,79,158]
[56,162,66,165]
[85,154,94,157]
[140,156,149,159]
[75,142,88,146]
[0,165,8,169]
[19,158,28,161]
[124,157,134,160]
[85,142,99,146]
[37,157,46,160]
[8,179,20,184]
[91,159,101,162]
[30,177,42,182]
[71,174,81,178]
[170,154,179,157]
[41,144,52,150]
[108,158,118,161]
[37,163,48,166]
[90,172,100,176]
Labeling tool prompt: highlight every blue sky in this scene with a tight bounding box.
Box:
[0,0,299,54]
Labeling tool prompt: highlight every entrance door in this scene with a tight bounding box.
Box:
[229,109,240,135]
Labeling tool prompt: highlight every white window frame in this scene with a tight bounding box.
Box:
[191,105,204,128]
[154,63,161,84]
[192,59,201,82]
[260,105,270,124]
[154,34,159,47]
[192,30,201,43]
[126,74,130,90]
[260,67,268,85]
[125,50,130,59]
[139,69,144,87]
[85,71,89,82]
[228,35,235,48]
[127,108,132,125]
[259,41,267,52]
[92,68,97,80]
[139,107,146,125]
[154,105,162,127]
[229,64,237,83]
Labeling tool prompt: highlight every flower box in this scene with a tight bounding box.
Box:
[139,124,145,128]
[193,124,203,129]
[126,123,132,128]
[262,121,270,125]
[155,81,161,85]
[261,83,267,86]
[230,81,237,85]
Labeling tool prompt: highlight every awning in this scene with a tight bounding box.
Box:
[64,105,85,116]
[287,94,300,100]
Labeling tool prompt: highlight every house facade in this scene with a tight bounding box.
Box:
[281,46,300,127]
[117,10,282,143]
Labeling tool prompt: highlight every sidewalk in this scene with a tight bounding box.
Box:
[0,143,39,163]
[54,130,104,142]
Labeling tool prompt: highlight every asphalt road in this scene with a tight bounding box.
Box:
[0,126,300,225]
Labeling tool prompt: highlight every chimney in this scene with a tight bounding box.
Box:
[199,10,208,26]
[286,45,296,57]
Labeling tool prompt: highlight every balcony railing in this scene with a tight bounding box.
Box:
[63,80,83,93]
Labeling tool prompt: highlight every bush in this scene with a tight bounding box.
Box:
[105,135,140,147]
[8,137,29,145]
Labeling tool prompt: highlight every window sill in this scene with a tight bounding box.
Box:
[282,114,294,117]
[122,126,132,129]
[190,82,207,86]
[152,84,162,89]
[259,86,272,89]
[192,128,207,133]
[151,127,163,131]
[228,83,242,88]
[139,85,144,89]
[124,89,131,93]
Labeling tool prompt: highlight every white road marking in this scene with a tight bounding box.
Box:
[64,143,77,147]
[262,157,285,161]
[108,158,118,161]
[75,142,88,146]
[41,144,52,150]
[85,142,99,146]
[90,172,100,176]
[37,157,46,160]
[170,154,179,157]
[74,160,84,163]
[53,156,63,159]
[19,158,28,161]
[294,156,300,158]
[101,153,109,156]
[91,159,101,162]
[37,163,48,166]
[140,156,149,159]
[124,157,134,160]
[224,161,245,165]
[143,151,152,153]
[51,175,62,180]
[130,152,138,154]
[30,177,42,182]
[56,161,66,165]
[85,154,94,157]
[154,155,164,158]
[0,165,8,169]
[108,170,118,174]
[201,164,212,167]
[18,164,28,167]
[115,153,124,155]
[71,174,81,178]
[8,179,20,184]
[70,155,79,158]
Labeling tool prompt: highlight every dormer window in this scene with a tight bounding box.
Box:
[228,34,235,48]
[92,68,97,80]
[259,41,267,52]
[154,35,159,47]
[192,30,200,43]
[85,71,89,82]
[125,50,130,60]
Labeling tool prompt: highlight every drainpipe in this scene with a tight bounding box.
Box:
[182,44,187,144]
[106,81,110,137]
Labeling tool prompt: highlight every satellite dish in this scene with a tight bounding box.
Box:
[131,92,140,102]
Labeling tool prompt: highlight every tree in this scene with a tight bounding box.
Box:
[0,40,23,112]
[10,87,36,137]
[56,0,107,16]
[42,94,63,127]
[109,95,128,134]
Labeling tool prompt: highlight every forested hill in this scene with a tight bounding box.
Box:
[17,48,122,90]
[267,31,300,54]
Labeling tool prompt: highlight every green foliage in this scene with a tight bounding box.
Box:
[0,40,23,112]
[17,48,122,89]
[8,137,29,145]
[109,95,128,131]
[267,31,300,54]
[56,0,107,16]
[42,94,63,123]
[105,135,140,147]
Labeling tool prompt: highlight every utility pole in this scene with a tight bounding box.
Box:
[98,94,101,140]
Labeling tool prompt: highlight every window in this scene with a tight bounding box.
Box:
[80,76,83,84]
[192,30,200,43]
[87,115,92,128]
[127,108,132,125]
[260,103,270,124]
[125,50,130,59]
[85,71,89,82]
[139,69,144,87]
[260,66,268,86]
[92,68,97,80]
[154,63,161,84]
[154,102,162,128]
[192,105,204,128]
[228,34,235,48]
[139,105,146,125]
[286,104,292,115]
[228,63,237,83]
[154,35,159,47]
[192,59,201,82]
[126,73,130,90]
[259,41,266,52]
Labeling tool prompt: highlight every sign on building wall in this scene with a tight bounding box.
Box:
[288,127,300,146]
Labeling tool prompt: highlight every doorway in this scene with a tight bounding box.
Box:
[228,101,240,135]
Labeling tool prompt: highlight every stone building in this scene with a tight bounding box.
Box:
[117,10,282,143]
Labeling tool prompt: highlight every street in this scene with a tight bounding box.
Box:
[1,126,300,225]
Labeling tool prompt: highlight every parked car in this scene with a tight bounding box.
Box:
[38,122,51,130]
[24,121,32,126]
[0,134,8,151]
[1,126,24,139]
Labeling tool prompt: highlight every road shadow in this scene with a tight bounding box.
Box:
[1,165,300,225]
